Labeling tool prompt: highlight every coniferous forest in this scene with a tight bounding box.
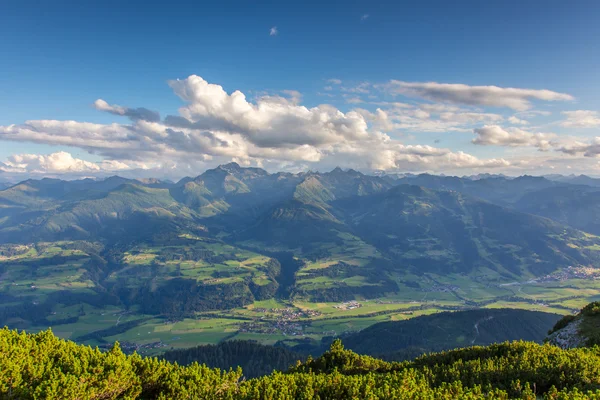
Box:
[3,325,600,399]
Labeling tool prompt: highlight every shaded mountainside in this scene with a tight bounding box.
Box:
[238,199,346,250]
[336,308,561,360]
[516,186,600,235]
[294,168,393,205]
[336,184,600,277]
[0,183,204,243]
[396,173,600,237]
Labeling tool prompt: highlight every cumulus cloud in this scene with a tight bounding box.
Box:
[0,75,523,177]
[360,14,369,21]
[0,151,135,175]
[557,137,600,157]
[379,81,574,110]
[309,130,510,172]
[560,110,600,128]
[327,78,342,85]
[473,125,600,161]
[473,125,556,150]
[357,142,510,171]
[167,75,370,148]
[269,26,278,36]
[94,99,160,122]
[280,89,302,104]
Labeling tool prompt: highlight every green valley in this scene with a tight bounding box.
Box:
[3,166,600,355]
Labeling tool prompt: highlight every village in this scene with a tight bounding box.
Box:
[333,300,362,310]
[539,266,600,282]
[107,340,169,354]
[236,306,323,335]
[250,306,321,319]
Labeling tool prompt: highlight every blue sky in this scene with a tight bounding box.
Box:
[1,0,600,179]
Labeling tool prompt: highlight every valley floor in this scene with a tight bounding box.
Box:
[34,273,600,355]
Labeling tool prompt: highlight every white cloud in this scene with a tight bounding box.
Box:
[269,26,278,36]
[360,14,369,21]
[0,151,135,175]
[379,81,574,110]
[3,75,376,166]
[327,78,342,85]
[94,99,161,122]
[439,112,503,124]
[0,120,138,156]
[350,141,510,172]
[167,75,370,148]
[472,125,600,161]
[560,110,600,128]
[473,125,556,150]
[517,110,551,118]
[508,116,529,125]
[280,90,302,104]
[0,75,534,177]
[358,105,503,133]
[418,103,461,113]
[557,137,600,157]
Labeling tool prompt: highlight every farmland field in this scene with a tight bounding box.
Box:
[2,233,600,355]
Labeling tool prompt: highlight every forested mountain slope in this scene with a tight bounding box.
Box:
[160,340,305,378]
[337,308,560,360]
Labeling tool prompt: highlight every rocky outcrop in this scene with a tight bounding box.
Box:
[546,302,600,349]
[546,318,586,349]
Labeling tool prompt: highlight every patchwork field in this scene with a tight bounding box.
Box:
[106,238,275,289]
[2,239,600,355]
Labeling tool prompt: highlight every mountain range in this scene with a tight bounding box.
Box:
[2,164,600,333]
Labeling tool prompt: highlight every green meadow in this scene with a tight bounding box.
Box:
[2,240,600,354]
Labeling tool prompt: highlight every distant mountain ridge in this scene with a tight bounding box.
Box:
[3,165,600,271]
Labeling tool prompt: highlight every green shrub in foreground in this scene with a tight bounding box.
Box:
[3,328,600,399]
